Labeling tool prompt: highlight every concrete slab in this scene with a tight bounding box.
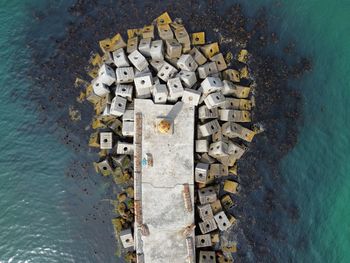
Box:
[134,99,195,263]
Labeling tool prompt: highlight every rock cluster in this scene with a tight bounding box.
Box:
[83,12,261,263]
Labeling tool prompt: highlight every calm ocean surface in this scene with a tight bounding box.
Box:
[0,0,349,262]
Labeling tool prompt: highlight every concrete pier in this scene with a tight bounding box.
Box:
[134,99,195,263]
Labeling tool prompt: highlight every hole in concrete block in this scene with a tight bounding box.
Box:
[123,147,128,151]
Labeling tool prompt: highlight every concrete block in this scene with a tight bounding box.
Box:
[209,53,227,71]
[199,218,217,234]
[208,141,229,158]
[96,159,113,176]
[191,32,205,45]
[209,163,228,178]
[92,78,110,97]
[198,105,219,120]
[223,69,240,82]
[231,84,251,98]
[198,120,220,136]
[198,204,214,221]
[128,50,149,71]
[122,109,134,122]
[138,38,152,56]
[110,95,127,116]
[200,42,219,58]
[167,77,184,99]
[223,180,238,194]
[195,234,212,248]
[195,163,209,183]
[212,130,228,143]
[152,84,168,104]
[85,84,101,104]
[221,195,234,210]
[210,200,223,214]
[126,36,138,54]
[157,61,178,82]
[142,25,154,39]
[198,186,217,204]
[214,211,232,231]
[115,84,133,101]
[204,92,226,109]
[201,77,223,94]
[199,153,217,164]
[116,67,134,84]
[122,121,134,137]
[101,51,114,65]
[196,139,209,153]
[108,119,123,135]
[198,62,218,79]
[182,88,201,106]
[134,74,152,99]
[165,39,182,58]
[111,154,130,169]
[222,80,235,95]
[150,40,164,61]
[227,141,246,160]
[116,141,134,155]
[199,251,216,263]
[98,64,116,86]
[112,48,129,67]
[219,109,251,122]
[221,122,255,142]
[178,70,197,88]
[158,24,173,40]
[100,132,113,149]
[223,98,252,110]
[189,47,207,65]
[120,229,134,248]
[177,54,198,72]
[174,26,190,48]
[134,67,151,78]
[150,59,165,72]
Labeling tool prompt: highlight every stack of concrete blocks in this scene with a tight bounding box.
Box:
[86,14,258,261]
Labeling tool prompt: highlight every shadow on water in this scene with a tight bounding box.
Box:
[22,0,311,262]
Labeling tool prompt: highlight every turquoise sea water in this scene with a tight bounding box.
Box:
[0,0,349,262]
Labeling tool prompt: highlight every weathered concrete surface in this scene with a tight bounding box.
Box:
[134,99,195,263]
